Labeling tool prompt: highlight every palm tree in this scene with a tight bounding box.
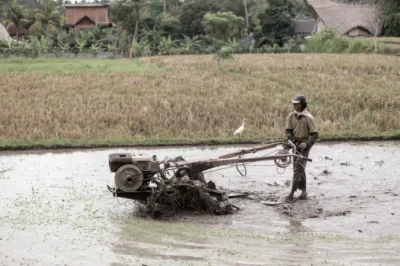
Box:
[3,0,29,41]
[29,0,61,34]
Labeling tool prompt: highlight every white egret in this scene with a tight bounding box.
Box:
[233,118,246,138]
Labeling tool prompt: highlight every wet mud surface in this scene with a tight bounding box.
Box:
[1,142,400,265]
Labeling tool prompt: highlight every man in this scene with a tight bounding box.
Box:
[285,95,319,201]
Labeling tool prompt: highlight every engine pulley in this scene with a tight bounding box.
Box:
[115,164,144,192]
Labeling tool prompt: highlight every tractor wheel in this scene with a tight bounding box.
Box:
[115,164,144,192]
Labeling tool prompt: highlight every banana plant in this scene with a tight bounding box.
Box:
[89,41,103,56]
[184,35,204,54]
[75,36,87,53]
[130,40,141,57]
[2,38,16,57]
[106,43,117,53]
[140,27,162,55]
[39,36,51,53]
[21,39,32,55]
[158,36,176,55]
[58,42,70,53]
[29,36,42,56]
[181,35,193,53]
[227,38,243,53]
[139,38,151,56]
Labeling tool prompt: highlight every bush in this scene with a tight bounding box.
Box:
[305,27,371,54]
[0,40,7,54]
[326,36,349,53]
[378,45,400,55]
[220,46,233,59]
[346,38,370,53]
[256,44,288,53]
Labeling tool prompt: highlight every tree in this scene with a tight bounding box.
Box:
[0,0,10,6]
[162,0,183,15]
[0,0,11,20]
[377,0,400,36]
[202,11,245,42]
[29,0,61,34]
[111,0,137,36]
[369,1,385,51]
[217,0,248,17]
[214,0,254,32]
[19,0,41,9]
[158,13,181,39]
[179,0,219,37]
[383,13,400,36]
[131,0,141,42]
[257,0,295,46]
[140,1,181,38]
[112,0,141,43]
[147,0,164,16]
[291,0,312,19]
[3,0,29,41]
[111,0,142,44]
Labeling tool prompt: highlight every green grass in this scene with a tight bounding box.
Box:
[0,131,399,150]
[0,58,166,74]
[0,137,272,150]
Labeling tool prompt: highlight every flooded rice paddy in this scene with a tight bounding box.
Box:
[1,142,400,265]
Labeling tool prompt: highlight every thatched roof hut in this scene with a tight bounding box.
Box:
[6,24,29,41]
[305,0,382,37]
[0,23,11,41]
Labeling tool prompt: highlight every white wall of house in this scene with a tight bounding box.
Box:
[0,23,11,41]
[315,18,325,33]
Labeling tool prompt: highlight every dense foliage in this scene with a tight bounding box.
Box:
[1,0,399,57]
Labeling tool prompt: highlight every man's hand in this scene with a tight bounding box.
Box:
[298,142,307,150]
[283,143,291,150]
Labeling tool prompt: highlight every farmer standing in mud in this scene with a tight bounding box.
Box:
[285,95,319,201]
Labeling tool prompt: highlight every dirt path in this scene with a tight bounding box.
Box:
[1,142,399,265]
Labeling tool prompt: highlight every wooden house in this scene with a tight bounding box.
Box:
[5,24,29,41]
[293,20,316,40]
[63,3,112,29]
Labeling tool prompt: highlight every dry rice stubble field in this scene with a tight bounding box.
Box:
[0,54,399,147]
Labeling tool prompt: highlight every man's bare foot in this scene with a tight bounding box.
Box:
[299,192,307,200]
[286,195,294,202]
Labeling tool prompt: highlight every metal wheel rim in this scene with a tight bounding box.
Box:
[115,164,144,192]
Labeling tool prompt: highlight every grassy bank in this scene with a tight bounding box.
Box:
[0,55,399,149]
[364,37,400,53]
[0,58,165,73]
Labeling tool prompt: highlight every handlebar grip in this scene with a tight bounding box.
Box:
[304,157,312,162]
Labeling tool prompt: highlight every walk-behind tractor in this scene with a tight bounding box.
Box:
[107,141,312,217]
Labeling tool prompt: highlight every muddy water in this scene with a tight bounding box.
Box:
[1,142,400,266]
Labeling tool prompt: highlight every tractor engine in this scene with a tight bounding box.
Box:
[108,153,161,192]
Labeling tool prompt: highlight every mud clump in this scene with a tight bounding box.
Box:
[276,200,324,219]
[275,200,351,219]
[324,210,351,217]
[138,178,236,219]
[242,191,280,202]
[320,169,331,176]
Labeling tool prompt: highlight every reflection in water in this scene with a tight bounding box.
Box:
[288,219,309,234]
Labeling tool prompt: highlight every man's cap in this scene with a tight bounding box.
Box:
[290,95,306,104]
